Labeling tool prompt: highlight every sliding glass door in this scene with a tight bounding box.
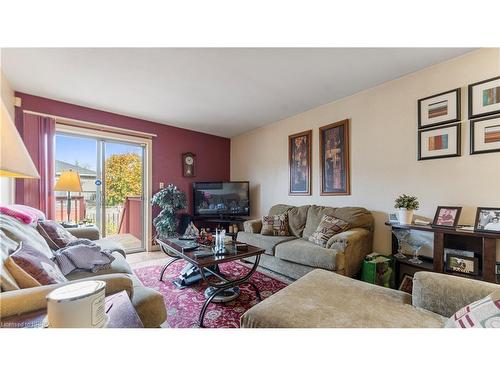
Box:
[55,132,146,253]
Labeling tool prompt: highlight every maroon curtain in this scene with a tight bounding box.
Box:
[15,113,56,219]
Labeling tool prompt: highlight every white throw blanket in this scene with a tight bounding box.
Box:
[53,239,115,275]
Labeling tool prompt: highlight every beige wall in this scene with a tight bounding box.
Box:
[231,48,500,258]
[1,67,16,204]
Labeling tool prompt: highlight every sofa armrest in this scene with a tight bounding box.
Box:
[412,271,500,318]
[67,226,100,240]
[243,219,262,233]
[0,274,133,319]
[326,228,373,277]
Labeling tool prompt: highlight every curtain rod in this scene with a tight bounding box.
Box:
[22,110,158,139]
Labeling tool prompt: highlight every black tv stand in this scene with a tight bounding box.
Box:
[192,216,247,237]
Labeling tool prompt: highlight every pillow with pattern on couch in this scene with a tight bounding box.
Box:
[308,214,350,247]
[261,213,290,236]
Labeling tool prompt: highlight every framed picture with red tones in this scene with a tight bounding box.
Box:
[288,130,312,195]
[319,119,350,195]
[432,206,462,228]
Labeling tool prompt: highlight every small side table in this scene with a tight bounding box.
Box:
[0,291,143,328]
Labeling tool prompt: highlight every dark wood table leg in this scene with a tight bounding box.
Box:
[433,232,444,273]
[483,238,497,283]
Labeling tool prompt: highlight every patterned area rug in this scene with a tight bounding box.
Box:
[134,261,289,328]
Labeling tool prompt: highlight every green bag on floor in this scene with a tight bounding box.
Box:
[361,253,394,288]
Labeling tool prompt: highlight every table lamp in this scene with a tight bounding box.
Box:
[54,170,82,223]
[0,99,40,179]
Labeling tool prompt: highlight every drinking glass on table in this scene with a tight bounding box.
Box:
[392,229,410,259]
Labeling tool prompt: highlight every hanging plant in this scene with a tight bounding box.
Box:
[151,184,187,236]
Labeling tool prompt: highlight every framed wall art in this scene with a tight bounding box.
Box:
[319,119,350,195]
[418,123,461,161]
[468,76,500,119]
[288,130,312,195]
[470,114,500,155]
[418,88,461,128]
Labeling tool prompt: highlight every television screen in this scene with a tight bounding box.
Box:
[193,181,250,217]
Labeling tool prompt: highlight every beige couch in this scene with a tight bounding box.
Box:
[241,269,500,328]
[237,204,374,279]
[0,214,167,328]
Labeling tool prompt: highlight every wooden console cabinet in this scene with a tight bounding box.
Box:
[386,222,499,285]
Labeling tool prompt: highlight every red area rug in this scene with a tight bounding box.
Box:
[134,261,289,328]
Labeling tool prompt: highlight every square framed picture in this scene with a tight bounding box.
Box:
[470,114,500,155]
[319,119,350,195]
[288,130,312,195]
[418,123,461,161]
[474,207,500,234]
[432,206,462,228]
[398,274,413,294]
[445,254,479,276]
[418,88,461,128]
[468,76,500,119]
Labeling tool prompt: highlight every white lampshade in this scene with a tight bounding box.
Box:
[0,99,40,179]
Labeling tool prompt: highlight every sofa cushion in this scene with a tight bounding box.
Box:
[130,274,167,328]
[274,238,339,271]
[302,205,337,239]
[445,290,500,328]
[0,214,53,258]
[5,242,67,288]
[65,251,132,280]
[286,205,310,237]
[309,215,350,247]
[331,207,374,231]
[303,206,373,238]
[37,220,78,250]
[94,238,126,258]
[0,230,21,291]
[241,269,447,328]
[237,231,295,255]
[268,204,294,216]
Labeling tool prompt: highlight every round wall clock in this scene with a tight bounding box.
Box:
[182,152,196,177]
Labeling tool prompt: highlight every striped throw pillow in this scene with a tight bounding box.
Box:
[309,214,350,247]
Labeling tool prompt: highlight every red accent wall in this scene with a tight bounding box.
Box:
[15,92,231,215]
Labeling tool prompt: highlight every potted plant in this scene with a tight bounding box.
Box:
[394,194,419,225]
[151,184,187,236]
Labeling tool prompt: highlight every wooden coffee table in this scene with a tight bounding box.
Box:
[156,236,265,327]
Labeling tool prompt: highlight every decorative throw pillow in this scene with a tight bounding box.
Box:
[261,214,290,236]
[37,220,78,250]
[445,290,500,328]
[0,206,38,225]
[9,204,46,224]
[309,214,350,247]
[5,242,67,288]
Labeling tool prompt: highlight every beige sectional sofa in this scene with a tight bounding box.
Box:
[237,204,374,279]
[241,269,500,328]
[0,214,166,328]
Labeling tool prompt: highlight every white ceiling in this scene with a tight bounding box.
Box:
[1,48,473,138]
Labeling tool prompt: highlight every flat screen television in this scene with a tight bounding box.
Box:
[193,181,250,217]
